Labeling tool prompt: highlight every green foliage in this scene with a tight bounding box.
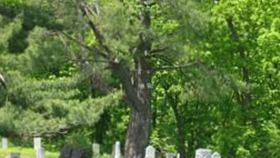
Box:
[0,0,279,157]
[65,128,92,148]
[0,105,17,136]
[0,0,123,152]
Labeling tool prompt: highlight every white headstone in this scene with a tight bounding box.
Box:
[176,153,180,158]
[114,141,121,158]
[211,152,221,158]
[92,143,100,156]
[36,148,45,158]
[195,149,212,158]
[145,145,156,158]
[34,137,42,150]
[2,137,8,149]
[165,153,177,158]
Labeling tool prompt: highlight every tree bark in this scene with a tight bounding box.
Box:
[226,16,251,107]
[125,109,151,158]
[111,57,152,158]
[170,96,187,158]
[173,108,187,158]
[119,58,152,158]
[123,0,152,156]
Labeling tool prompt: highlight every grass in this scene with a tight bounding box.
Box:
[0,147,59,158]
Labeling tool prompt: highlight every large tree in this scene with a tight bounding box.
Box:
[70,0,209,157]
[77,1,153,157]
[0,0,210,155]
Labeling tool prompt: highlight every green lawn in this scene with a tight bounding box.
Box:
[0,147,58,158]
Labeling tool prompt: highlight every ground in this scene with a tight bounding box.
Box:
[0,147,58,158]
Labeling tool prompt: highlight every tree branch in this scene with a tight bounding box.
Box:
[150,47,168,54]
[154,60,202,71]
[78,1,147,112]
[226,16,240,42]
[226,16,251,106]
[109,61,140,111]
[79,2,114,57]
[59,31,108,59]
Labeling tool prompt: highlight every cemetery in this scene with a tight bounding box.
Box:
[1,137,221,158]
[0,0,279,158]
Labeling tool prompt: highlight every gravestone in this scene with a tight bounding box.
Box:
[145,145,156,158]
[211,152,221,158]
[36,148,45,158]
[70,148,86,158]
[92,143,100,156]
[10,153,20,158]
[165,153,177,158]
[59,145,72,158]
[2,137,8,149]
[113,141,121,158]
[34,137,42,150]
[176,153,180,158]
[59,145,88,158]
[195,149,212,158]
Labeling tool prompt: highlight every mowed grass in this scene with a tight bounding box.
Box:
[0,147,59,158]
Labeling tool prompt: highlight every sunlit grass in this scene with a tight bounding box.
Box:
[0,147,58,158]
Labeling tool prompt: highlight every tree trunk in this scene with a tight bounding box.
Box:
[175,116,187,158]
[111,60,152,158]
[123,62,152,158]
[94,111,110,144]
[171,103,187,158]
[125,109,151,158]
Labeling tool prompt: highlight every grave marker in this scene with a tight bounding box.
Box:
[195,149,212,158]
[165,153,177,158]
[36,148,45,158]
[10,153,20,158]
[70,149,85,158]
[2,137,8,149]
[145,145,156,158]
[211,152,221,158]
[113,141,121,158]
[33,137,42,150]
[92,143,100,156]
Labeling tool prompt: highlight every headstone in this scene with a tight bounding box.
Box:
[36,148,45,158]
[211,152,221,158]
[145,145,156,158]
[113,141,121,158]
[2,137,8,149]
[176,153,180,158]
[59,145,72,158]
[10,153,20,158]
[165,153,177,158]
[195,149,212,158]
[92,143,100,156]
[70,148,86,158]
[34,137,42,150]
[59,145,88,158]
